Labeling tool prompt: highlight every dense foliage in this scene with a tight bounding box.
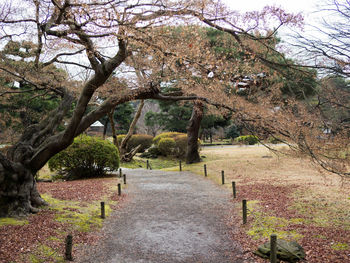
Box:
[152,132,200,158]
[48,135,119,179]
[158,138,176,156]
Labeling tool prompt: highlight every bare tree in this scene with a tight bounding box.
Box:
[1,0,324,218]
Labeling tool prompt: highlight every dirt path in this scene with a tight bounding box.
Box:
[77,169,243,263]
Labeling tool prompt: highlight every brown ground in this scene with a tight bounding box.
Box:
[0,177,124,263]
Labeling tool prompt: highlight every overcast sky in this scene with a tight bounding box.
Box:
[222,0,320,14]
[221,0,324,32]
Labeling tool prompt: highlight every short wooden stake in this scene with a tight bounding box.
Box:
[118,183,121,196]
[179,161,182,171]
[270,234,277,263]
[100,202,105,219]
[232,181,236,199]
[119,168,122,178]
[147,160,149,169]
[204,164,207,177]
[221,170,225,185]
[64,234,73,261]
[242,199,247,224]
[123,174,126,184]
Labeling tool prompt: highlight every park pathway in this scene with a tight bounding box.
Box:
[77,169,244,263]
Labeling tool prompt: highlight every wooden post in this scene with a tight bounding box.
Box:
[118,183,121,196]
[221,170,225,185]
[147,160,149,169]
[270,234,277,263]
[204,164,207,177]
[123,174,126,184]
[100,202,105,219]
[119,168,122,178]
[242,200,247,224]
[232,181,236,199]
[64,234,73,261]
[179,161,182,171]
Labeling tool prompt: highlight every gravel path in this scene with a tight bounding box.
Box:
[77,169,243,263]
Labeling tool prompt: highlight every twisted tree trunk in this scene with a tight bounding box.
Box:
[186,101,203,164]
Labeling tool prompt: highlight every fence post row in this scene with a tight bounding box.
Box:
[179,161,182,171]
[221,170,225,185]
[119,168,122,178]
[123,174,126,184]
[147,160,149,169]
[204,164,207,177]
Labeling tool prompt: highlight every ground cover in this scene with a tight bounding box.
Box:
[0,176,123,263]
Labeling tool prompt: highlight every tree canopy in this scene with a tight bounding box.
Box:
[1,0,349,217]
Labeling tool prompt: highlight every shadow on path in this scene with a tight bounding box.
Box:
[77,169,243,263]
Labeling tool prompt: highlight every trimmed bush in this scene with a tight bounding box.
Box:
[173,134,188,157]
[158,138,176,156]
[234,135,259,145]
[148,145,161,156]
[117,134,153,153]
[48,135,119,179]
[153,132,183,145]
[152,132,201,157]
[128,134,153,152]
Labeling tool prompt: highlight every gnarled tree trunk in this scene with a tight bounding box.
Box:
[186,101,203,164]
[0,156,46,217]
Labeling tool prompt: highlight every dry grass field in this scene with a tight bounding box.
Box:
[179,145,350,262]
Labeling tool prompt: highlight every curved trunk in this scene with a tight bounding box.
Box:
[0,156,47,217]
[120,100,144,161]
[186,102,203,164]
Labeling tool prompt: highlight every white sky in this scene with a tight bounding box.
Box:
[222,0,320,14]
[221,0,324,32]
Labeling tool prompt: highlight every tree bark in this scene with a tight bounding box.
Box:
[0,153,47,217]
[186,101,204,164]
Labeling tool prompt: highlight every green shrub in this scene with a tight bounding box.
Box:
[234,135,259,145]
[117,134,153,153]
[158,138,176,156]
[48,135,119,179]
[153,132,183,145]
[127,134,153,152]
[173,134,187,157]
[148,145,161,156]
[140,145,161,159]
[153,132,201,157]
